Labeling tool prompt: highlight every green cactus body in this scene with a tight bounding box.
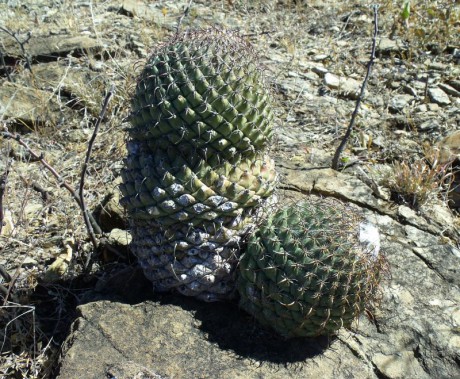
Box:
[121,29,276,301]
[237,198,383,337]
[129,29,274,161]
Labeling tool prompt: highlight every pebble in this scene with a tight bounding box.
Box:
[377,38,407,54]
[313,54,329,61]
[453,48,460,60]
[415,104,428,113]
[427,61,448,71]
[324,73,340,89]
[389,94,414,112]
[324,73,360,99]
[402,85,418,97]
[312,66,328,76]
[427,87,451,105]
[22,257,39,267]
[427,103,440,111]
[418,119,440,132]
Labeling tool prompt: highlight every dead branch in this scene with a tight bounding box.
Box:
[0,130,102,240]
[80,84,115,269]
[0,26,33,73]
[331,4,379,170]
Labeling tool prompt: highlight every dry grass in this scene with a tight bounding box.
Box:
[380,151,454,210]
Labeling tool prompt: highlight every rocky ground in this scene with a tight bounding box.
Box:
[0,0,459,378]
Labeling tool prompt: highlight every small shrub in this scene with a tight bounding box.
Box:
[381,154,454,210]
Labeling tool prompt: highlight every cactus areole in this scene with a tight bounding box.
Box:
[120,29,276,301]
[237,198,384,338]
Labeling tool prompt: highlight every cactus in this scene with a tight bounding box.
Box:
[237,198,384,338]
[120,29,277,301]
[129,28,274,161]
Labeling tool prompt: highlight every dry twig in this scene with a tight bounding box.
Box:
[332,4,379,170]
[0,131,102,247]
[80,84,115,269]
[0,26,33,73]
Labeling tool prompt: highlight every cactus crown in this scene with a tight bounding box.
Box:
[129,28,275,162]
[238,198,384,338]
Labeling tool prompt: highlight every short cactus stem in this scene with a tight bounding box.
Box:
[237,197,385,338]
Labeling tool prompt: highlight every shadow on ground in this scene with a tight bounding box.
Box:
[24,261,330,378]
[84,264,330,363]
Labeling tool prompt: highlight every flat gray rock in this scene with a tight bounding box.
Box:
[427,87,451,106]
[1,33,107,59]
[58,298,380,379]
[0,81,67,127]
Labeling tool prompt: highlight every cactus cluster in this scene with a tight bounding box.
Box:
[237,198,383,338]
[121,28,384,336]
[120,29,277,301]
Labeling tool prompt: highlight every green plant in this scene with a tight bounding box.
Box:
[120,29,277,301]
[237,198,384,338]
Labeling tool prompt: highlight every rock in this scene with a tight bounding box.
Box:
[437,131,460,162]
[389,94,414,112]
[427,61,447,71]
[427,103,440,111]
[21,257,38,267]
[438,83,460,97]
[100,228,132,262]
[415,104,428,113]
[20,62,108,115]
[417,119,440,132]
[454,48,460,60]
[377,38,408,55]
[2,34,108,60]
[324,72,340,88]
[427,87,451,106]
[324,73,361,99]
[312,66,328,76]
[57,199,460,379]
[97,186,126,232]
[57,298,374,379]
[372,352,430,379]
[0,81,66,128]
[109,0,178,27]
[313,53,329,61]
[43,238,74,282]
[1,209,15,236]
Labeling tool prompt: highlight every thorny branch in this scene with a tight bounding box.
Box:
[80,84,115,269]
[0,26,33,73]
[331,4,379,170]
